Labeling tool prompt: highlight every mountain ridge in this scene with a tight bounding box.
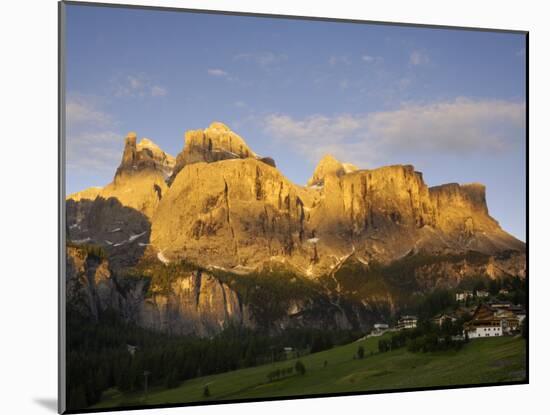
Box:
[66,122,525,335]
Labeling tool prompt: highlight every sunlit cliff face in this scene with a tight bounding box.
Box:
[68,122,525,278]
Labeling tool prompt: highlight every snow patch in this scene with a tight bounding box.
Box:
[109,228,121,233]
[105,240,113,245]
[128,231,147,242]
[307,237,319,244]
[72,237,91,244]
[157,251,170,264]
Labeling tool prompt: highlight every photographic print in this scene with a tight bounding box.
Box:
[60,1,527,412]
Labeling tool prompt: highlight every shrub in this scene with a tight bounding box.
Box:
[295,360,306,375]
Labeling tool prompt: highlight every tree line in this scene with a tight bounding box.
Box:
[66,309,358,410]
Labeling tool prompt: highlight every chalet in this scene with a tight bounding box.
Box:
[397,315,418,330]
[456,290,473,302]
[494,309,521,334]
[431,313,457,327]
[499,288,510,295]
[374,323,389,330]
[464,304,503,338]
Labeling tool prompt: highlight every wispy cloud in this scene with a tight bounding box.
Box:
[151,85,167,97]
[409,50,430,66]
[263,98,525,168]
[207,68,229,78]
[66,95,112,126]
[112,73,168,98]
[362,54,383,64]
[66,94,123,178]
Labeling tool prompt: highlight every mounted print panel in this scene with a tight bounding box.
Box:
[59,1,528,413]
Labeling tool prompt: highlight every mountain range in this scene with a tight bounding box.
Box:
[66,122,526,337]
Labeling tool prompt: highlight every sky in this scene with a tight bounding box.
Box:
[64,4,527,241]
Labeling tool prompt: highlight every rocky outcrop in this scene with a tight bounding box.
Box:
[66,246,122,321]
[151,152,524,277]
[140,271,253,336]
[168,122,276,184]
[66,197,150,271]
[117,132,175,179]
[169,122,255,183]
[151,158,311,270]
[67,133,175,219]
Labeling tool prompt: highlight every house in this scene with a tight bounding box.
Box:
[431,313,457,327]
[456,290,473,302]
[397,315,418,330]
[499,288,510,295]
[509,306,526,323]
[127,344,138,356]
[373,323,389,330]
[476,289,490,298]
[488,300,513,310]
[464,304,503,338]
[494,309,521,334]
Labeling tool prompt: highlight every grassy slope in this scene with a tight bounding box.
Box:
[93,335,526,409]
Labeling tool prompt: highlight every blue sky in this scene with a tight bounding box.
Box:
[65,4,526,240]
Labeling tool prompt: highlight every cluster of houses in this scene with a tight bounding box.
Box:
[455,288,510,302]
[463,301,526,338]
[372,299,526,340]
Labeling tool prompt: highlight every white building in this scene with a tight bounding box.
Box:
[397,315,418,330]
[465,319,503,338]
[456,291,473,302]
[374,323,389,330]
[476,290,490,298]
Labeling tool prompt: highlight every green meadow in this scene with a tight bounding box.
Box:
[92,334,526,409]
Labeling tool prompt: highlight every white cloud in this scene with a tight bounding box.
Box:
[151,85,167,97]
[409,50,430,66]
[112,74,167,98]
[263,98,526,167]
[362,55,383,64]
[207,68,229,77]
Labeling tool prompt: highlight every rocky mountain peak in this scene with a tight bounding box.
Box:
[168,122,275,184]
[116,132,175,179]
[307,154,347,187]
[206,121,232,132]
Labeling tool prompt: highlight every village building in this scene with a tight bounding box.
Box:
[373,323,389,331]
[431,313,457,327]
[494,309,521,334]
[488,300,513,309]
[476,289,490,298]
[456,290,473,302]
[464,304,503,338]
[397,315,418,330]
[509,306,526,323]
